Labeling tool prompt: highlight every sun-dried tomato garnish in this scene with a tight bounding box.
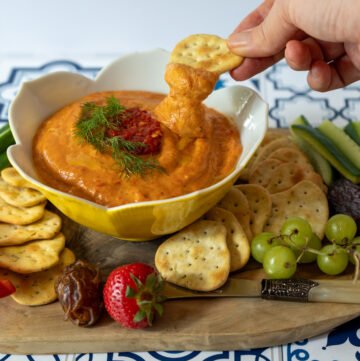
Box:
[107,108,162,155]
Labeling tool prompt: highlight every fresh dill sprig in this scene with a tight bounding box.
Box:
[109,137,163,177]
[75,99,112,150]
[104,95,126,118]
[74,97,162,177]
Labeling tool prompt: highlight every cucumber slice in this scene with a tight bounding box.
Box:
[292,115,311,126]
[0,152,11,171]
[344,122,360,146]
[291,124,360,184]
[291,135,334,186]
[318,120,360,169]
[0,123,15,154]
[290,116,333,185]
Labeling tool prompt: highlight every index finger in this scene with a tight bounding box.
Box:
[231,0,275,33]
[229,0,278,80]
[230,51,284,81]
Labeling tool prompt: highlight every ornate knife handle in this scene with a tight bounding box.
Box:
[261,279,318,302]
[261,278,360,304]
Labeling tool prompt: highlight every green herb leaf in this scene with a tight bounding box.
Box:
[104,95,125,118]
[75,99,111,151]
[109,137,163,177]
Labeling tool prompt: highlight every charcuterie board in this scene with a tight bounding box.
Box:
[1,214,360,355]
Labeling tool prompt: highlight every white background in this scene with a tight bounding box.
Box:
[0,0,262,56]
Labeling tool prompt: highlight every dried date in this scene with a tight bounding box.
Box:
[55,259,103,327]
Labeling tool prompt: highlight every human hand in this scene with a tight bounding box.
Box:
[227,0,360,91]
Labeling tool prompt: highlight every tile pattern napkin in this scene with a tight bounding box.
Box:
[0,56,359,361]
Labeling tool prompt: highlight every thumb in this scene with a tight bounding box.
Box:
[227,0,300,57]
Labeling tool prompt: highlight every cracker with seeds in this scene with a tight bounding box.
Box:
[155,220,230,291]
[248,158,283,187]
[250,138,298,173]
[1,168,35,189]
[0,210,62,246]
[0,248,75,306]
[235,184,272,236]
[217,187,252,240]
[264,180,328,239]
[0,233,66,274]
[204,207,250,272]
[261,130,289,146]
[170,34,243,74]
[268,148,313,170]
[0,178,46,207]
[265,162,325,194]
[0,196,46,225]
[238,132,289,181]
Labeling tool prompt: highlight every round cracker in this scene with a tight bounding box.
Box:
[268,147,313,170]
[0,177,46,207]
[155,220,230,291]
[0,196,46,225]
[265,162,325,194]
[248,158,283,187]
[234,184,272,237]
[0,233,66,274]
[217,187,253,240]
[239,130,289,181]
[0,248,75,306]
[261,130,289,146]
[1,168,35,189]
[264,180,329,239]
[205,207,250,272]
[170,34,243,74]
[250,138,298,173]
[0,210,62,246]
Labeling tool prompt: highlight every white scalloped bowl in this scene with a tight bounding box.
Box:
[8,49,268,240]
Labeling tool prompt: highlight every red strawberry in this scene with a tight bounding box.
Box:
[0,279,16,298]
[103,263,165,329]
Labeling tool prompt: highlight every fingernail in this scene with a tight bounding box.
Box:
[228,31,252,49]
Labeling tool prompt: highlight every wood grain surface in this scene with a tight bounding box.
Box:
[1,128,359,354]
[1,215,360,354]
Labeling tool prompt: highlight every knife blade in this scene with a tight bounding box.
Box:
[162,278,360,304]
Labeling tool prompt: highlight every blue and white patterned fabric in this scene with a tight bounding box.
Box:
[0,58,359,361]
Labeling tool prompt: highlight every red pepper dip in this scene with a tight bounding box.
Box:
[33,65,241,207]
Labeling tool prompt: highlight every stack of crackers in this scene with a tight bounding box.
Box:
[156,130,329,292]
[0,167,75,306]
[237,130,329,237]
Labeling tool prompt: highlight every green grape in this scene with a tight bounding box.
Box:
[349,236,360,265]
[298,233,322,264]
[280,216,313,251]
[251,232,280,263]
[263,245,297,279]
[325,214,357,246]
[317,244,349,275]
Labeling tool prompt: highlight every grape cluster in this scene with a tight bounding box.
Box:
[251,215,360,279]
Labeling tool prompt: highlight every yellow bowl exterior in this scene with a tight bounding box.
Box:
[32,172,238,241]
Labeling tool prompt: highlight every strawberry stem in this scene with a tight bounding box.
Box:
[127,272,165,326]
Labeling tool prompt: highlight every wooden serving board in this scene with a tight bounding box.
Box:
[1,215,360,354]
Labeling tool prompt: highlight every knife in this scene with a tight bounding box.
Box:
[162,278,360,304]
